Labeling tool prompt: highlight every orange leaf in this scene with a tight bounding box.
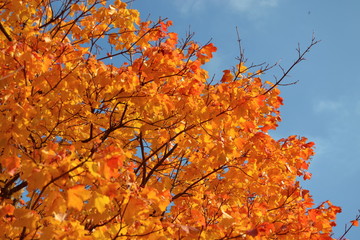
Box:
[351,220,359,227]
[2,156,20,176]
[67,185,91,211]
[107,155,123,169]
[221,70,233,83]
[0,204,15,217]
[303,172,312,180]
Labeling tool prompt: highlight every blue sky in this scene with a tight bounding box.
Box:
[131,0,360,238]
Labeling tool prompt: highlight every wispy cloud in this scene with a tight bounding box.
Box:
[228,0,279,11]
[172,0,206,15]
[313,100,342,113]
[173,0,280,17]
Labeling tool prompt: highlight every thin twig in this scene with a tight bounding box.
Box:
[338,210,360,240]
[262,34,320,95]
[0,67,25,81]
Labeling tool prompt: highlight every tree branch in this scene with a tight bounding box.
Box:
[338,210,360,240]
[0,22,12,41]
[262,34,320,95]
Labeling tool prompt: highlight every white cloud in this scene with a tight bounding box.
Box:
[228,0,279,11]
[173,0,207,15]
[228,0,253,12]
[313,100,342,113]
[173,0,280,17]
[259,0,279,7]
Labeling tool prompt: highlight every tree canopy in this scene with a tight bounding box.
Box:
[0,0,343,239]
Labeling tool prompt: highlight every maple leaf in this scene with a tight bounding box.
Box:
[67,185,91,211]
[220,70,233,83]
[93,192,110,214]
[351,220,359,227]
[2,156,20,176]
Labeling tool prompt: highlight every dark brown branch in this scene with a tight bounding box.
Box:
[140,143,178,188]
[0,22,12,41]
[0,173,28,199]
[139,132,147,184]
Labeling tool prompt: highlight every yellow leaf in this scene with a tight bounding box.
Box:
[13,208,39,230]
[67,185,91,211]
[123,198,147,224]
[94,193,110,214]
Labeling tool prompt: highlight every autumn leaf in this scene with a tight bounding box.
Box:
[220,70,233,83]
[93,192,110,214]
[351,220,359,227]
[13,208,39,230]
[0,204,15,220]
[67,185,91,211]
[303,171,312,180]
[2,156,20,176]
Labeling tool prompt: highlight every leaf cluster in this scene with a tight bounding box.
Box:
[0,0,342,239]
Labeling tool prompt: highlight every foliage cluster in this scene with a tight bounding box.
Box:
[0,0,343,239]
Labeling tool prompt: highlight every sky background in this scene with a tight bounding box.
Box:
[130,0,360,238]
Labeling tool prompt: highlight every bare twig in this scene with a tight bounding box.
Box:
[233,27,277,81]
[262,34,320,95]
[338,210,360,240]
[235,26,246,64]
